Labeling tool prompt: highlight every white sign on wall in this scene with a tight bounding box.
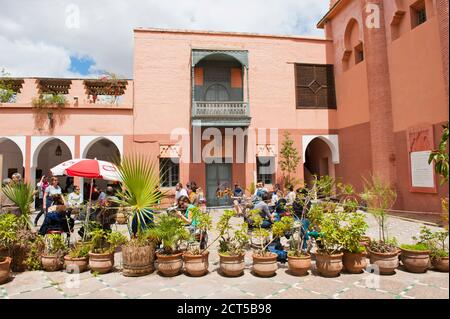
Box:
[410,151,435,188]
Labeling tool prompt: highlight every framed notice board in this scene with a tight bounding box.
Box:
[406,125,437,193]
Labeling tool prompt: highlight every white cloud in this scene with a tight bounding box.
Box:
[0,0,329,78]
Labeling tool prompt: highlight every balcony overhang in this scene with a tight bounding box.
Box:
[192,49,249,67]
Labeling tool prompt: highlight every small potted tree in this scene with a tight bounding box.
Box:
[250,210,293,277]
[0,214,16,283]
[88,229,127,274]
[314,211,345,277]
[147,215,190,277]
[41,234,68,272]
[183,207,213,277]
[217,210,249,277]
[361,176,400,275]
[64,242,91,273]
[341,212,369,274]
[412,227,449,272]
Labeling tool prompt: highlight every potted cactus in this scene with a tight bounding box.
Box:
[217,210,249,277]
[88,229,127,274]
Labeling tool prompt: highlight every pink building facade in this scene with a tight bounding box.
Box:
[0,0,448,217]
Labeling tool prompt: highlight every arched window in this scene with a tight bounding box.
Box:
[204,84,229,101]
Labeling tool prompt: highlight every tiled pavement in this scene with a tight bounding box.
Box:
[1,210,448,299]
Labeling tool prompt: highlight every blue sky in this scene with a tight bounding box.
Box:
[0,0,330,78]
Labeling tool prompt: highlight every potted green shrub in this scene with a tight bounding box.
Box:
[314,211,345,277]
[115,155,165,277]
[361,176,400,275]
[341,211,369,274]
[41,234,68,272]
[64,242,91,273]
[217,210,249,277]
[88,229,127,274]
[249,210,293,277]
[0,213,18,259]
[147,214,190,277]
[413,227,449,272]
[399,242,430,273]
[183,207,213,277]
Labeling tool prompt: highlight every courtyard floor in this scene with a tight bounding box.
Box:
[1,209,448,299]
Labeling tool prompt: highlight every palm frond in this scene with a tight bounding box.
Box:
[2,183,34,217]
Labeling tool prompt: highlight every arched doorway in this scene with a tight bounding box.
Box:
[35,138,72,191]
[0,138,24,181]
[303,137,336,187]
[82,138,121,199]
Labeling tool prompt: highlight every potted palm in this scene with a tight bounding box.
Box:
[64,242,91,273]
[341,212,369,274]
[183,207,213,277]
[41,234,68,272]
[361,176,400,275]
[147,215,190,277]
[314,211,345,277]
[115,155,165,277]
[1,182,35,272]
[217,210,249,277]
[249,210,293,277]
[88,229,127,274]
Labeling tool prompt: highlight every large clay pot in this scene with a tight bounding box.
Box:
[368,248,399,275]
[156,252,183,277]
[432,257,449,272]
[89,252,114,274]
[183,251,209,277]
[343,251,367,274]
[122,245,155,277]
[64,256,89,273]
[287,254,311,276]
[0,257,12,285]
[41,255,63,272]
[315,252,343,277]
[218,253,245,277]
[252,253,278,277]
[400,248,430,273]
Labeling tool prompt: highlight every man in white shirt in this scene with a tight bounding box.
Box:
[175,182,188,202]
[68,185,83,208]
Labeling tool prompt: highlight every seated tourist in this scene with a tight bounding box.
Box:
[39,194,74,236]
[247,192,274,229]
[175,195,198,230]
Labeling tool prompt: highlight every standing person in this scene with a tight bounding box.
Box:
[42,177,63,215]
[175,183,188,202]
[34,175,49,226]
[286,186,296,205]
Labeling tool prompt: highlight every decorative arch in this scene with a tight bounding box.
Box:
[192,50,248,68]
[31,136,75,168]
[343,18,362,61]
[0,136,26,167]
[302,135,340,164]
[80,136,123,159]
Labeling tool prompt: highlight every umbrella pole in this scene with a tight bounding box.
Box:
[83,178,94,242]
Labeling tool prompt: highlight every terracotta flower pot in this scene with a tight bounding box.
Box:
[64,255,89,273]
[432,257,449,272]
[41,255,63,272]
[368,248,399,275]
[156,252,183,277]
[287,254,311,276]
[218,253,245,277]
[89,252,114,274]
[315,252,343,277]
[343,251,367,274]
[0,257,12,285]
[400,248,430,273]
[122,244,155,277]
[183,251,209,277]
[252,253,278,277]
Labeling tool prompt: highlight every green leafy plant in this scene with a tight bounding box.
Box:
[361,176,397,253]
[115,154,165,238]
[400,243,429,251]
[44,234,68,257]
[68,242,91,258]
[25,235,44,271]
[186,207,213,255]
[279,131,301,189]
[316,211,346,255]
[217,210,249,256]
[0,69,17,103]
[31,94,68,109]
[413,227,449,261]
[340,212,369,254]
[89,229,127,254]
[311,175,336,201]
[337,183,359,213]
[249,209,294,257]
[146,214,190,255]
[246,182,256,197]
[0,213,19,254]
[1,182,35,229]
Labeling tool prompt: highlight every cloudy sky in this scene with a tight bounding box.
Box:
[0,0,329,78]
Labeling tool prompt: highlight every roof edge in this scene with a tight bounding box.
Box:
[317,0,352,29]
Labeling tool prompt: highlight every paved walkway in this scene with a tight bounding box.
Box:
[1,210,448,299]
